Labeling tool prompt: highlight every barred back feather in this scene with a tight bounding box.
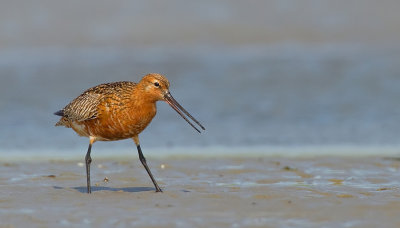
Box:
[55,81,137,127]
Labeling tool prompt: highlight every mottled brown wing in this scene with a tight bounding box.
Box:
[61,92,102,122]
[57,81,137,122]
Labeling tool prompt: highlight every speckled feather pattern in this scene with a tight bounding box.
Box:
[56,81,137,123]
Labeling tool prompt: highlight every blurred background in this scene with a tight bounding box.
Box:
[1,0,400,156]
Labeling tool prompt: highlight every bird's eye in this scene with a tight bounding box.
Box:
[154,82,160,87]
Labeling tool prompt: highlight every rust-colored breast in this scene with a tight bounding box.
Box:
[84,99,157,141]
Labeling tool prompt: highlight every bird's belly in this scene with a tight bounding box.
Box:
[82,110,156,141]
[71,121,91,137]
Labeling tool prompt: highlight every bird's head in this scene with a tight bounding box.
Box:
[140,73,170,101]
[139,73,205,133]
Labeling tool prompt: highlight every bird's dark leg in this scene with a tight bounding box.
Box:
[136,145,162,192]
[85,140,94,194]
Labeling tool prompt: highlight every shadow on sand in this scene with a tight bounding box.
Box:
[53,186,155,193]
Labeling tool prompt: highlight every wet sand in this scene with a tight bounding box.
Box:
[1,156,400,227]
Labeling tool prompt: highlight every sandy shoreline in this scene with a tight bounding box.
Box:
[1,156,400,227]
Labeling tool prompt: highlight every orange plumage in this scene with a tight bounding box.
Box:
[55,73,204,193]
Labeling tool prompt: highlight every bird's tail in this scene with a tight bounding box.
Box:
[54,110,70,127]
[54,110,64,116]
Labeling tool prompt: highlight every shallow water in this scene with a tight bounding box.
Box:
[1,45,400,158]
[1,1,400,157]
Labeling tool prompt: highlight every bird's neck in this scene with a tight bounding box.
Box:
[130,86,159,107]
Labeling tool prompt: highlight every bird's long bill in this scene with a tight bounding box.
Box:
[164,92,205,133]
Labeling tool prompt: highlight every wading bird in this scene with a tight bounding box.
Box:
[54,73,205,193]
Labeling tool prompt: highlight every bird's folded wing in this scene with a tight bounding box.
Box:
[62,92,101,121]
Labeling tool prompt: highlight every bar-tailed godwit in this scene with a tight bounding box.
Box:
[55,73,205,193]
